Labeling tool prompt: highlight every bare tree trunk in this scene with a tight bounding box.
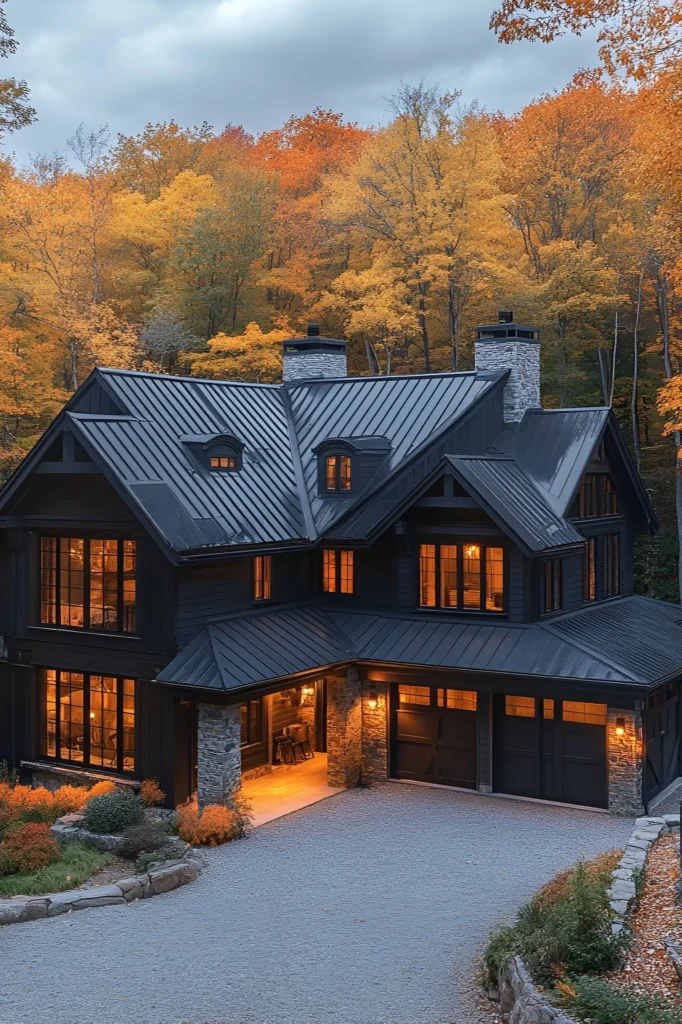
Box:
[609,310,619,407]
[417,281,431,373]
[657,273,682,603]
[597,347,610,405]
[69,340,78,391]
[631,268,644,471]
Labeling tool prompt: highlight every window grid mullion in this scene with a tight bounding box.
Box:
[479,545,486,612]
[117,676,123,773]
[117,540,123,633]
[84,538,91,632]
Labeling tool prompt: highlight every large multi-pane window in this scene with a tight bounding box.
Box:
[606,534,620,596]
[583,538,596,601]
[44,669,135,773]
[418,543,504,612]
[577,474,619,518]
[253,555,272,601]
[39,537,136,633]
[322,549,354,594]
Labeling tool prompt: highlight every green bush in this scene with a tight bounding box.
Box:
[483,860,622,988]
[135,846,181,874]
[120,821,171,859]
[559,976,682,1024]
[82,790,143,835]
[0,843,110,897]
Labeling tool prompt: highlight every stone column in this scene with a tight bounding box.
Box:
[608,708,645,816]
[362,681,388,783]
[196,703,241,809]
[327,667,362,789]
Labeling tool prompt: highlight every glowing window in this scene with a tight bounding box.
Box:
[210,456,237,469]
[437,689,477,711]
[41,537,136,634]
[563,701,607,726]
[419,544,437,607]
[485,547,504,611]
[253,555,272,601]
[44,669,134,772]
[440,546,458,608]
[398,685,431,706]
[505,696,535,718]
[325,454,352,491]
[543,699,555,720]
[583,538,596,602]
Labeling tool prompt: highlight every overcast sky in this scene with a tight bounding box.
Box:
[6,0,598,164]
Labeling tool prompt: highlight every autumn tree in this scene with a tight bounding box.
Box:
[188,319,291,382]
[0,0,36,140]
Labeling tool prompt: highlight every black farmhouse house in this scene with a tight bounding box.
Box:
[1,314,681,817]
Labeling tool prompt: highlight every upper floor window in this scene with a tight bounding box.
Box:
[40,537,136,634]
[583,538,596,602]
[325,454,351,492]
[543,558,562,614]
[44,668,135,773]
[419,543,504,612]
[577,474,618,518]
[210,455,238,470]
[322,549,354,594]
[606,533,620,596]
[253,555,272,601]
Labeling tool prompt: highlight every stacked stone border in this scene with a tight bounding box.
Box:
[0,849,203,926]
[495,813,681,1024]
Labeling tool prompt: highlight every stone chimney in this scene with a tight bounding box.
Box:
[282,323,348,383]
[474,311,541,423]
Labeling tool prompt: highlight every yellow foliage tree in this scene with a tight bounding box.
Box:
[188,320,292,382]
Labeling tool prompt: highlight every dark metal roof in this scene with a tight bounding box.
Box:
[447,456,583,554]
[494,408,609,517]
[158,596,682,692]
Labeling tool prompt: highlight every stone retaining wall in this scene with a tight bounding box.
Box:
[498,957,576,1024]
[0,851,202,927]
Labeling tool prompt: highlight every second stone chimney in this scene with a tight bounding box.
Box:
[282,323,348,383]
[474,311,541,423]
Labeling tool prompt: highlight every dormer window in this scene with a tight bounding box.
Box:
[210,455,238,470]
[180,432,244,473]
[326,454,351,492]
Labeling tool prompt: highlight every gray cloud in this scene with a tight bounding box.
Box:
[6,0,598,163]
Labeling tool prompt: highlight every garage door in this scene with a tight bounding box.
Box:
[645,684,680,801]
[391,684,477,789]
[494,695,607,809]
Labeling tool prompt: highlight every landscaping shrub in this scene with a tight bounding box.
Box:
[483,855,623,988]
[120,821,171,859]
[0,761,19,786]
[0,842,109,898]
[52,784,89,817]
[135,846,181,874]
[0,822,61,875]
[176,798,249,846]
[85,780,117,802]
[557,976,682,1024]
[139,778,165,807]
[82,790,143,835]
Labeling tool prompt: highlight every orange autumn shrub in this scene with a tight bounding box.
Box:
[85,780,116,802]
[0,822,61,874]
[52,785,89,816]
[176,800,240,846]
[139,779,165,807]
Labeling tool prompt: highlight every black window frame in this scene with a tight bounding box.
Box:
[207,444,242,472]
[576,473,619,518]
[543,558,563,615]
[583,538,596,602]
[316,447,354,496]
[417,541,506,614]
[252,554,273,602]
[605,533,620,597]
[38,535,138,635]
[41,668,136,775]
[321,548,354,594]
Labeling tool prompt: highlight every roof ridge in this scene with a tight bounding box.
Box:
[99,367,280,388]
[540,611,640,683]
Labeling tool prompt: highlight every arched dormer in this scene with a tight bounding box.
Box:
[180,433,245,472]
[313,436,391,497]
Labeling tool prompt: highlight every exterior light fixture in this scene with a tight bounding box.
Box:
[367,686,378,710]
[301,685,314,697]
[615,717,625,737]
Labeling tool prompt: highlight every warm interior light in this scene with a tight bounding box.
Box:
[301,686,314,697]
[615,717,625,737]
[367,687,378,710]
[90,712,95,719]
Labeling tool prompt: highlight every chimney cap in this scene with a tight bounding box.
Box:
[307,322,321,337]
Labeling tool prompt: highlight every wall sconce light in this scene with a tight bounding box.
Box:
[615,717,625,737]
[302,686,313,696]
[367,687,378,710]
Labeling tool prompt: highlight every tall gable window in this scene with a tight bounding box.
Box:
[419,543,504,612]
[606,534,620,596]
[544,558,562,614]
[44,669,135,773]
[577,474,618,518]
[322,549,354,594]
[325,454,351,492]
[253,555,272,601]
[40,537,136,634]
[583,538,596,602]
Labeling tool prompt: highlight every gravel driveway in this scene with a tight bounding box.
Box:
[0,784,633,1024]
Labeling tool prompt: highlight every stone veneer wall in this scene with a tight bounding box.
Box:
[608,708,644,817]
[327,667,362,788]
[474,340,540,422]
[196,703,241,809]
[361,681,388,783]
[282,351,347,382]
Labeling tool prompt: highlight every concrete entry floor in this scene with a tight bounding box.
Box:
[242,753,343,827]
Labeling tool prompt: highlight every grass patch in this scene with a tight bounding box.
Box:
[0,843,111,897]
[557,976,682,1024]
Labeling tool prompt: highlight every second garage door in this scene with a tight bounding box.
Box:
[391,684,477,789]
